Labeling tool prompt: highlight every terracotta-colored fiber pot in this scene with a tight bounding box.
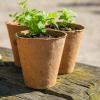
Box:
[6,22,27,67]
[16,29,66,89]
[59,24,84,74]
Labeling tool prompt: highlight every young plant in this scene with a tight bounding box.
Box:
[17,10,47,35]
[57,8,77,29]
[47,12,59,29]
[9,0,48,36]
[10,0,62,37]
[46,9,77,30]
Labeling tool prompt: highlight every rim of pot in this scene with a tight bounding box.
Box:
[6,21,18,25]
[6,21,22,26]
[16,29,67,40]
[56,22,85,32]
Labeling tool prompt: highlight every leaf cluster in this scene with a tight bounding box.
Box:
[9,0,77,35]
[16,9,47,34]
[57,9,77,28]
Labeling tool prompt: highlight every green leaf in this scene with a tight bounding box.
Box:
[47,12,58,28]
[38,22,45,29]
[58,8,77,26]
[48,12,57,19]
[18,0,28,9]
[25,15,32,21]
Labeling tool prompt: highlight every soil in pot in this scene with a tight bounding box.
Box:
[6,21,27,67]
[16,29,67,89]
[46,23,84,74]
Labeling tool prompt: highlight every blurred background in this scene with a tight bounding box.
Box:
[0,0,100,66]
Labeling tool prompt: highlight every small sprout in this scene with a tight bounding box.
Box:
[58,8,77,27]
[9,12,18,21]
[9,0,77,36]
[17,0,28,9]
[47,12,59,29]
[9,0,48,35]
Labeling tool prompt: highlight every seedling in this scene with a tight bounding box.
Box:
[9,0,48,36]
[46,9,77,31]
[58,8,77,28]
[9,0,77,35]
[47,12,59,29]
[9,0,60,37]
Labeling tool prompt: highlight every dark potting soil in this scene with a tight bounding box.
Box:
[46,23,80,31]
[17,33,57,38]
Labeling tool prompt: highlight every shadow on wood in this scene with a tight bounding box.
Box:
[0,62,74,100]
[0,47,100,100]
[0,61,100,99]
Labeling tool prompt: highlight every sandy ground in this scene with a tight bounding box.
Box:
[0,0,100,66]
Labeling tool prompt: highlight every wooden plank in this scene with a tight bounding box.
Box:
[0,47,100,100]
[0,47,13,62]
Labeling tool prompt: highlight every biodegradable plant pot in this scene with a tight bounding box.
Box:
[6,21,27,67]
[59,24,84,74]
[16,29,67,89]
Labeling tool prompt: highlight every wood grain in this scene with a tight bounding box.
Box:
[0,47,100,100]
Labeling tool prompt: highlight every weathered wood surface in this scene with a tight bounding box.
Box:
[0,47,100,100]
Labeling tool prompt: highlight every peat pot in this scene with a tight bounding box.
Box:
[6,21,27,67]
[16,29,67,89]
[59,24,84,74]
